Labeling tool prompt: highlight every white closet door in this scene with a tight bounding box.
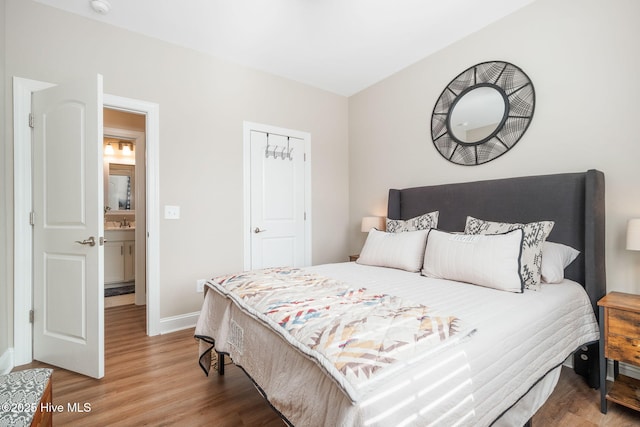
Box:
[249,131,305,269]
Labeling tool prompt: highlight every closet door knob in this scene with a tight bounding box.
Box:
[254,227,267,234]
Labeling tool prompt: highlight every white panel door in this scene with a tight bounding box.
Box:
[32,75,105,379]
[250,131,305,269]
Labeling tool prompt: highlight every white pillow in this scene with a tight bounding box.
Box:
[357,229,429,272]
[541,241,580,284]
[386,211,439,233]
[464,216,554,291]
[422,229,525,293]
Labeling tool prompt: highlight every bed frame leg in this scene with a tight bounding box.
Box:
[216,351,225,375]
[573,342,600,389]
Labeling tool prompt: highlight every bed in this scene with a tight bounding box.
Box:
[195,169,605,426]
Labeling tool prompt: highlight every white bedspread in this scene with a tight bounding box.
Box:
[196,262,599,426]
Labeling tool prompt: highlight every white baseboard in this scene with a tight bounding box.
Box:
[0,348,14,375]
[562,354,574,369]
[618,361,640,380]
[565,353,640,381]
[159,311,200,335]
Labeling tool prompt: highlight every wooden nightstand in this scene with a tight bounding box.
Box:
[349,254,359,262]
[598,292,640,414]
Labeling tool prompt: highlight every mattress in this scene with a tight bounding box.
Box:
[196,262,599,426]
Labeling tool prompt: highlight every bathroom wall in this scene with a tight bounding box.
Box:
[104,109,142,223]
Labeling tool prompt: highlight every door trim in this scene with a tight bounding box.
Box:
[103,94,160,336]
[12,77,55,365]
[242,121,312,270]
[12,78,161,366]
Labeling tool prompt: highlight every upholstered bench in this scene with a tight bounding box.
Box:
[0,368,53,427]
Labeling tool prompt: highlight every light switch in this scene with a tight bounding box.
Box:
[164,205,180,219]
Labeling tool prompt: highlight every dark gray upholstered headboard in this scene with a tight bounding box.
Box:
[388,170,606,316]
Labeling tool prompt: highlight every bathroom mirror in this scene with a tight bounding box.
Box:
[431,61,535,166]
[107,163,135,212]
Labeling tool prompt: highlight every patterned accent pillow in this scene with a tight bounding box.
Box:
[386,211,439,233]
[465,216,554,291]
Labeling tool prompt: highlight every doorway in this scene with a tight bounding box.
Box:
[103,108,146,309]
[12,77,161,371]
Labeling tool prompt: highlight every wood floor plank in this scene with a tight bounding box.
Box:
[12,304,640,426]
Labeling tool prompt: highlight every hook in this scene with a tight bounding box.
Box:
[265,133,271,158]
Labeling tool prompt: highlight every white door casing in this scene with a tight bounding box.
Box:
[243,122,311,270]
[102,96,160,336]
[32,75,105,378]
[12,77,55,367]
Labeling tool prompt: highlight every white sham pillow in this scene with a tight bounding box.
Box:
[386,211,439,233]
[422,229,525,293]
[541,241,580,284]
[357,229,429,272]
[465,216,554,291]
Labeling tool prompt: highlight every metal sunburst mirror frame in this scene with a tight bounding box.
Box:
[431,61,535,166]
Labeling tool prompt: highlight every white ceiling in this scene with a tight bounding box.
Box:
[33,0,535,96]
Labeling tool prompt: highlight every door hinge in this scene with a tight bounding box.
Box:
[29,211,35,226]
[304,153,306,162]
[28,113,34,129]
[29,309,34,323]
[304,212,307,221]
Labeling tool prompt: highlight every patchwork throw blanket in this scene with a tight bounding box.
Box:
[207,267,469,402]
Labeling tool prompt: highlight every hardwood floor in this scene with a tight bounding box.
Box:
[13,304,640,426]
[15,304,283,426]
[532,369,640,426]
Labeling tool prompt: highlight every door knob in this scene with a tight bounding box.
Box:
[254,227,267,234]
[75,236,96,247]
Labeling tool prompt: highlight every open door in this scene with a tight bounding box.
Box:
[31,75,105,378]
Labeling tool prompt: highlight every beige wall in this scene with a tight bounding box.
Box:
[349,0,640,294]
[4,0,639,366]
[2,0,349,334]
[0,0,9,363]
[104,108,145,133]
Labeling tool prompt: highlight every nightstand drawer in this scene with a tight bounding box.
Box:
[608,308,640,337]
[606,334,640,364]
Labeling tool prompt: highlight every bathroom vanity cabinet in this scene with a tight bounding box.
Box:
[105,229,135,284]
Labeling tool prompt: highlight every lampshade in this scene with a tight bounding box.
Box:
[361,216,385,232]
[626,219,640,250]
[104,143,115,155]
[121,143,132,156]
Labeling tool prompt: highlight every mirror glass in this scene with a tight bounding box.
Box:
[107,163,135,211]
[448,86,506,144]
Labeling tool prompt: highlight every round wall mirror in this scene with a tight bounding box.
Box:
[431,61,535,166]
[448,85,507,144]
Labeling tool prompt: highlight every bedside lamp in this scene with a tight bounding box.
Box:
[361,216,385,232]
[627,219,640,250]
